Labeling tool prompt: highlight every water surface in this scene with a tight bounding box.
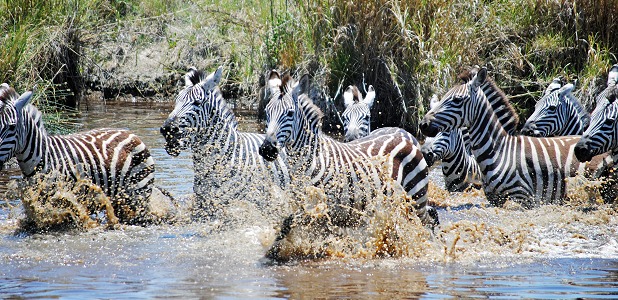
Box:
[1,100,617,298]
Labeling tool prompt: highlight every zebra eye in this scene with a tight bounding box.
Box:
[548,105,556,111]
[286,110,294,117]
[8,124,16,131]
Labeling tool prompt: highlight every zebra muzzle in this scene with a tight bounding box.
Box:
[259,140,279,162]
[574,140,594,162]
[419,119,440,137]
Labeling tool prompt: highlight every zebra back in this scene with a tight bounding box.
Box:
[342,85,374,142]
[0,84,155,224]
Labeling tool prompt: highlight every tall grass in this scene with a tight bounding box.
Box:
[1,0,617,135]
[0,0,128,131]
[272,0,618,135]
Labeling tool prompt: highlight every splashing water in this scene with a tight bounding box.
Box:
[1,102,617,298]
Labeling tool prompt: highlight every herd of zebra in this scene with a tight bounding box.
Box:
[1,63,618,234]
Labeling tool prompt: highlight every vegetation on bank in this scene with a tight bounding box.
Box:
[1,0,616,135]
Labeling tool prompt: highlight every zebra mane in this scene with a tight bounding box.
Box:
[281,73,296,95]
[457,65,480,83]
[210,85,238,129]
[456,67,520,132]
[565,91,590,127]
[185,67,206,86]
[350,86,361,103]
[296,93,324,131]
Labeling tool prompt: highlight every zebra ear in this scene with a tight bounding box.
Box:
[267,70,282,94]
[364,85,375,108]
[557,83,574,98]
[343,86,355,108]
[471,67,487,90]
[429,94,440,110]
[544,77,562,96]
[200,66,223,91]
[14,91,33,111]
[608,64,618,86]
[295,74,310,96]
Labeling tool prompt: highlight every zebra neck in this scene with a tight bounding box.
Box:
[192,119,239,157]
[561,106,585,135]
[16,105,48,176]
[467,96,509,171]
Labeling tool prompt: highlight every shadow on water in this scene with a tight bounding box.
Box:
[1,99,618,298]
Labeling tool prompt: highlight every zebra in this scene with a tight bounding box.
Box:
[421,127,482,192]
[419,67,606,208]
[421,66,520,193]
[159,66,290,216]
[575,85,618,162]
[258,71,437,229]
[521,79,590,137]
[574,84,618,202]
[341,85,375,141]
[0,83,157,225]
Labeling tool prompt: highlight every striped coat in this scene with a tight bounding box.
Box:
[259,72,436,227]
[420,68,607,207]
[160,67,290,215]
[0,84,155,224]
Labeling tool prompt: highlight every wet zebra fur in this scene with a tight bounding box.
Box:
[341,85,374,142]
[0,84,156,224]
[420,67,611,207]
[574,83,618,202]
[521,79,590,137]
[259,71,437,227]
[160,67,290,215]
[421,66,519,193]
[421,126,482,192]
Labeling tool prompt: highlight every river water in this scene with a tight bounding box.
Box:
[1,100,617,298]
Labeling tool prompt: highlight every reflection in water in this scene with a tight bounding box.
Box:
[1,100,618,298]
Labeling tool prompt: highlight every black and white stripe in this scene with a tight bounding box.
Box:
[0,83,155,224]
[421,127,482,192]
[160,67,290,212]
[521,79,590,137]
[421,67,519,193]
[341,85,374,142]
[420,67,596,207]
[259,72,437,227]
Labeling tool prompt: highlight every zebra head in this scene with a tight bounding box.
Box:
[341,85,375,142]
[521,82,582,137]
[420,68,488,137]
[259,71,309,161]
[160,66,224,156]
[421,128,470,168]
[575,85,618,162]
[0,84,32,170]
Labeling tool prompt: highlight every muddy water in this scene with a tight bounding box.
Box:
[1,101,618,298]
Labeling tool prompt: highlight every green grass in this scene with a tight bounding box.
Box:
[1,0,617,134]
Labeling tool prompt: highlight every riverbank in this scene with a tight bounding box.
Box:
[2,0,617,134]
